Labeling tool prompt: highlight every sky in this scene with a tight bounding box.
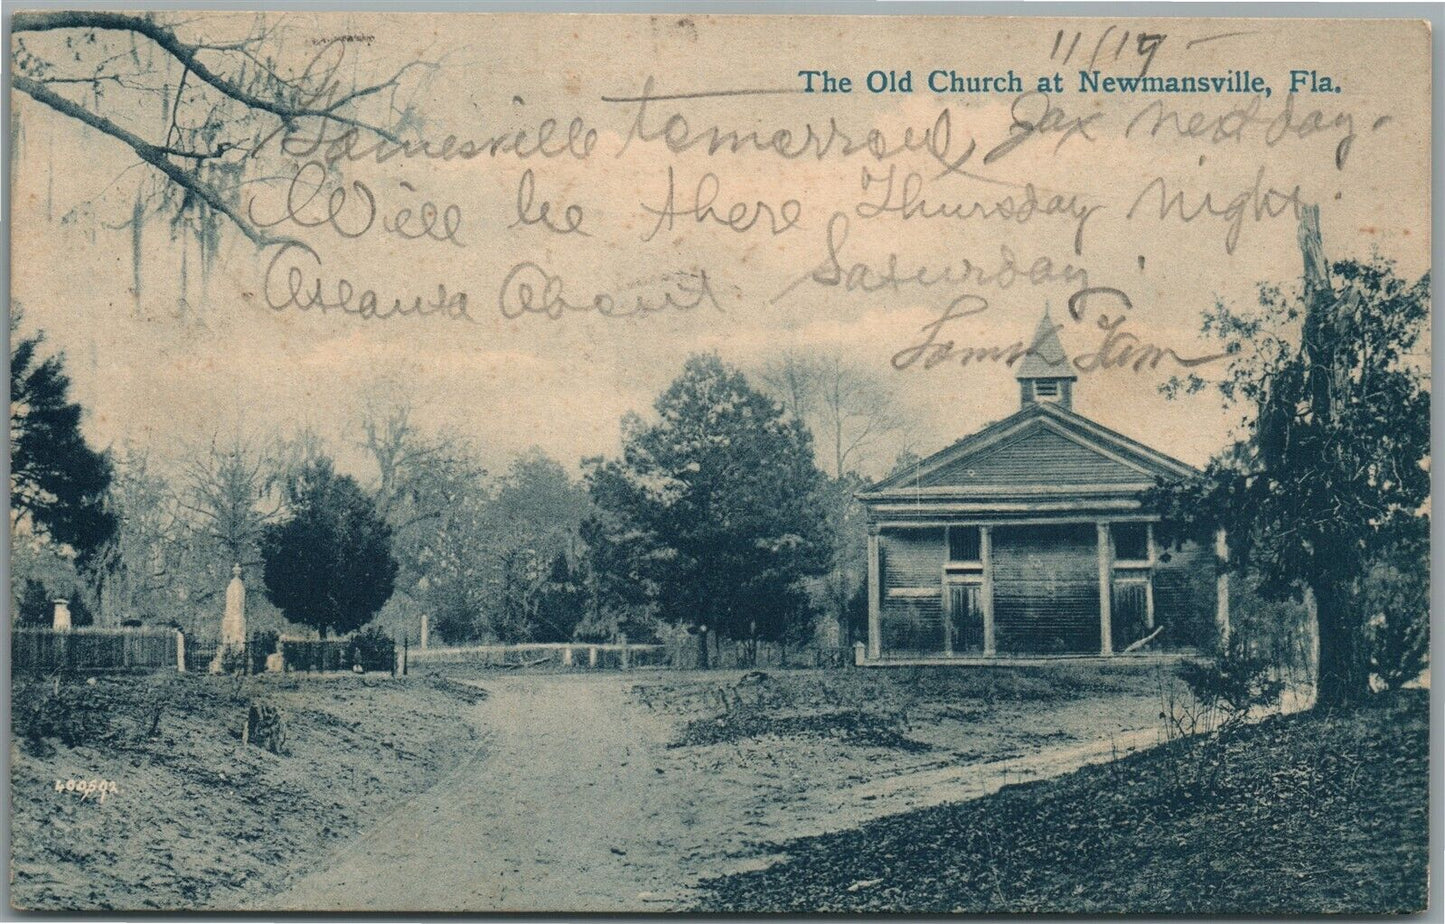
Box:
[9,12,1432,484]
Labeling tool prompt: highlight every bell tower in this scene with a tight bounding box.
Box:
[1016,307,1077,411]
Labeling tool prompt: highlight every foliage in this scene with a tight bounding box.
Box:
[260,456,398,638]
[14,679,113,757]
[1150,230,1430,706]
[10,319,117,565]
[15,578,52,627]
[347,626,395,672]
[1175,642,1284,734]
[586,354,832,646]
[1362,538,1430,690]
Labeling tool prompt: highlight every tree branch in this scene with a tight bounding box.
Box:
[12,11,404,144]
[13,74,296,248]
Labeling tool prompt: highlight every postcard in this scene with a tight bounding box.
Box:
[7,9,1432,913]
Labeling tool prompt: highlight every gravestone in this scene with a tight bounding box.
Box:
[210,565,247,673]
[51,599,71,631]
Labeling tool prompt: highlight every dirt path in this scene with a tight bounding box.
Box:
[264,672,1166,912]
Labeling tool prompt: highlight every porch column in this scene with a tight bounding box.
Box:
[1144,523,1156,630]
[1215,528,1231,649]
[866,527,882,660]
[980,526,996,655]
[1096,523,1113,655]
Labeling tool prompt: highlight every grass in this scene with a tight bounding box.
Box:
[693,689,1429,914]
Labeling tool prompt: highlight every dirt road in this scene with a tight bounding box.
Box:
[266,671,1166,912]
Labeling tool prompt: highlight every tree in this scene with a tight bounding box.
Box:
[1152,206,1429,707]
[586,354,831,654]
[11,10,433,309]
[486,451,592,641]
[178,434,280,570]
[14,579,52,627]
[260,456,398,637]
[10,318,117,565]
[759,351,908,479]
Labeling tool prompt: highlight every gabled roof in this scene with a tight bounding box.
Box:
[862,401,1197,501]
[1015,308,1077,381]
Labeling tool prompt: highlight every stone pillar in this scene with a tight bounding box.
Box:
[52,599,71,631]
[176,631,186,672]
[1097,523,1113,655]
[221,564,246,647]
[980,526,996,656]
[212,564,247,673]
[420,613,430,650]
[866,528,882,661]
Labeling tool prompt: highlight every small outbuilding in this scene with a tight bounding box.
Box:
[857,310,1227,663]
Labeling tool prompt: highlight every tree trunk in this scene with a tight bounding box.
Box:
[1312,578,1369,708]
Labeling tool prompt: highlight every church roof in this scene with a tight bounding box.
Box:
[1015,308,1077,380]
[861,401,1197,501]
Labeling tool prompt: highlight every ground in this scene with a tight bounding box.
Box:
[8,665,1428,913]
[9,670,485,910]
[694,689,1430,914]
[11,662,1174,911]
[268,664,1177,911]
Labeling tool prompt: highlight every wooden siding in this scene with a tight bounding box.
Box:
[879,528,946,655]
[919,426,1149,489]
[992,523,1100,654]
[880,527,945,590]
[879,595,947,656]
[1154,539,1218,649]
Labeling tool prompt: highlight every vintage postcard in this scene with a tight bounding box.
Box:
[7,8,1433,914]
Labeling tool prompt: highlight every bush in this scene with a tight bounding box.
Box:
[348,627,394,672]
[250,630,280,673]
[15,578,52,626]
[1363,556,1429,690]
[13,679,112,756]
[1176,640,1284,734]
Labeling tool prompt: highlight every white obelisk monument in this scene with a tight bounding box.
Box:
[210,564,247,672]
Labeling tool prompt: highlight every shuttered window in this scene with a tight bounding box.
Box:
[1112,523,1150,561]
[948,526,981,562]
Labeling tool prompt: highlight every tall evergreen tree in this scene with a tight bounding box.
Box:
[586,354,831,648]
[10,319,117,565]
[260,457,398,638]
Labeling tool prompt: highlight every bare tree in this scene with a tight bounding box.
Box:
[177,433,281,569]
[759,352,909,479]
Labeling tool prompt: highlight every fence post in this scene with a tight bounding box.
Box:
[176,631,186,672]
[619,633,629,671]
[589,645,597,668]
[403,635,409,676]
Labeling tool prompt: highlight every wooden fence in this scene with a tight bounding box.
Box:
[409,641,667,670]
[409,638,852,671]
[12,627,181,674]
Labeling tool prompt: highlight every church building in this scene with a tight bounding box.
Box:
[857,311,1228,662]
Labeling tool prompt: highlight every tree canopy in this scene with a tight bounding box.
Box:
[586,354,832,646]
[10,320,117,565]
[260,456,398,637]
[1152,209,1430,706]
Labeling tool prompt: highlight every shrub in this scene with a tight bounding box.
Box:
[14,679,112,756]
[348,627,394,672]
[1177,640,1284,733]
